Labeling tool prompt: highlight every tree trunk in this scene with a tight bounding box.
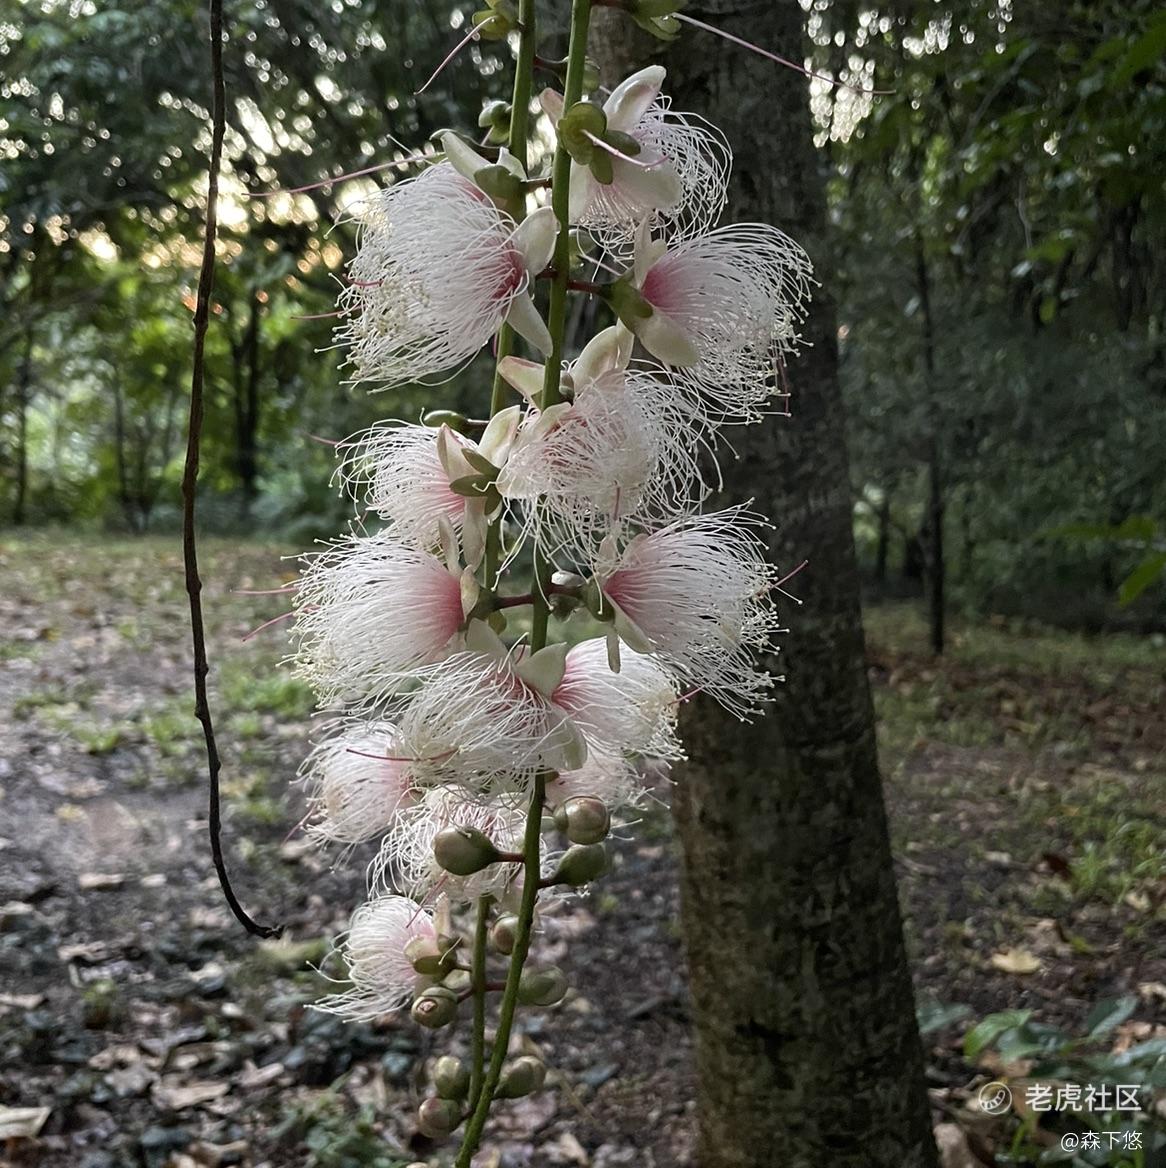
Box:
[915,243,945,655]
[592,6,937,1166]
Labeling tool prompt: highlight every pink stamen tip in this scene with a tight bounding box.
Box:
[676,13,894,97]
[303,432,343,447]
[292,309,349,321]
[283,809,314,845]
[344,746,459,765]
[247,155,432,199]
[242,610,296,642]
[232,585,299,596]
[415,22,483,96]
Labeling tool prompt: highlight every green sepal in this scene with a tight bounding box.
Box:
[557,101,607,164]
[632,12,682,40]
[460,449,500,479]
[448,474,494,497]
[606,130,642,158]
[589,149,614,186]
[474,164,525,203]
[606,275,654,331]
[472,9,513,41]
[479,99,513,145]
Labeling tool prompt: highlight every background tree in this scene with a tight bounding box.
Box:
[592,3,938,1165]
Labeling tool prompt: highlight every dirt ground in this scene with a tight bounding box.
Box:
[1,535,1162,1168]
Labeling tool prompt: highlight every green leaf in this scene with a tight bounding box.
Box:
[964,1009,1033,1060]
[1085,994,1138,1038]
[917,1000,972,1036]
[1118,552,1166,606]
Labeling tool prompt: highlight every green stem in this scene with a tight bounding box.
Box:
[484,0,540,584]
[468,895,491,1109]
[453,3,593,1164]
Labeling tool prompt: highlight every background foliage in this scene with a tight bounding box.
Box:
[1,0,1163,632]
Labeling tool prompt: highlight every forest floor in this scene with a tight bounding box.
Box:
[0,534,1163,1168]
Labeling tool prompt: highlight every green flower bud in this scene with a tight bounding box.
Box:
[498,1055,547,1099]
[553,796,611,845]
[411,985,459,1029]
[442,968,471,996]
[553,843,608,887]
[433,1055,471,1100]
[490,913,519,955]
[518,965,568,1007]
[421,409,468,432]
[404,935,457,978]
[417,1095,462,1138]
[433,826,502,876]
[581,58,601,94]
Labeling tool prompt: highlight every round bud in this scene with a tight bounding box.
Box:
[421,409,468,432]
[498,1055,547,1099]
[517,966,568,1007]
[433,826,501,876]
[553,797,611,846]
[490,913,519,955]
[417,1095,462,1138]
[553,843,608,887]
[411,985,459,1030]
[442,969,471,996]
[404,936,456,978]
[433,1055,471,1100]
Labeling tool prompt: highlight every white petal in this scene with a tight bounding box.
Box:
[608,597,655,654]
[440,131,492,184]
[460,566,480,619]
[543,710,589,772]
[632,222,669,283]
[464,620,509,659]
[637,307,700,368]
[539,88,565,125]
[512,206,559,275]
[497,356,546,403]
[506,293,553,356]
[569,162,598,225]
[571,325,631,387]
[514,641,568,696]
[496,147,527,179]
[605,627,622,673]
[478,404,523,465]
[436,424,474,481]
[603,66,666,135]
[462,499,487,570]
[611,156,683,213]
[437,514,460,570]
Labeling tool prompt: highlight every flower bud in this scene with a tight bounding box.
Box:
[405,935,457,978]
[442,968,471,996]
[553,796,611,845]
[417,1095,462,1138]
[433,825,502,876]
[518,966,568,1007]
[552,843,608,887]
[497,1055,547,1099]
[411,985,459,1029]
[421,408,468,432]
[490,913,519,955]
[433,1055,471,1100]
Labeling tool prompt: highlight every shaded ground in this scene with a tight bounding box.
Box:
[0,535,1162,1168]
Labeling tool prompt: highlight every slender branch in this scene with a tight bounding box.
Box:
[469,895,491,1109]
[180,0,280,940]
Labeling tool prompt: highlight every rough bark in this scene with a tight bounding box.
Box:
[592,4,938,1165]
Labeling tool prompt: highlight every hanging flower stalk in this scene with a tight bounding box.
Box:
[277,0,812,1160]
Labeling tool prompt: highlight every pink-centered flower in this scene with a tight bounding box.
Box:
[596,509,781,719]
[338,407,521,566]
[301,723,417,846]
[495,327,702,565]
[316,895,437,1020]
[294,531,477,711]
[397,623,588,791]
[545,66,730,249]
[335,135,557,391]
[552,636,682,761]
[628,223,813,423]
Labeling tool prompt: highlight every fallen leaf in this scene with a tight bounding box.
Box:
[990,948,1041,975]
[152,1079,230,1110]
[0,1105,51,1140]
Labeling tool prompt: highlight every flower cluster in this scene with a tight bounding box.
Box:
[279,25,810,1154]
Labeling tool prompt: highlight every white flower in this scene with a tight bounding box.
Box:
[625,223,813,424]
[337,407,521,566]
[335,135,557,391]
[551,636,682,760]
[546,748,648,813]
[301,723,416,846]
[316,896,437,1020]
[596,509,781,718]
[495,327,704,565]
[397,623,588,791]
[294,529,478,711]
[544,66,730,249]
[374,786,529,904]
